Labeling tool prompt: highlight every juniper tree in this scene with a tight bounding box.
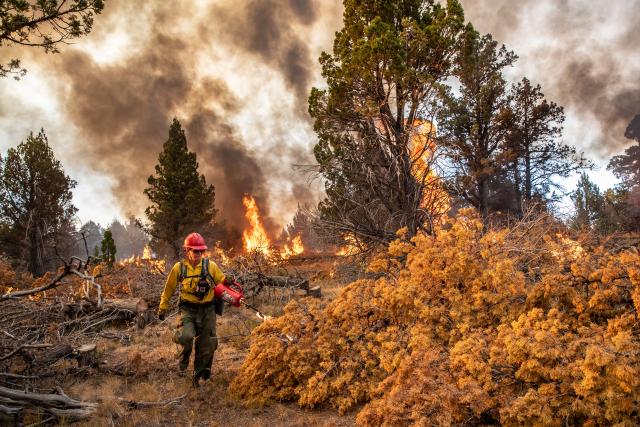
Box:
[309,0,465,247]
[437,29,516,219]
[143,118,216,259]
[0,130,77,276]
[100,229,116,267]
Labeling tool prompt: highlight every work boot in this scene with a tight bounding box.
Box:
[200,368,211,381]
[192,375,202,388]
[179,356,189,372]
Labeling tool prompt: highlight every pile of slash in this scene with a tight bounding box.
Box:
[0,254,313,425]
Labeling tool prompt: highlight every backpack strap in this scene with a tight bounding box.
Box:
[177,261,200,282]
[178,261,186,283]
[201,258,209,280]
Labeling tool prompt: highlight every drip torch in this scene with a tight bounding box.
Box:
[213,279,271,320]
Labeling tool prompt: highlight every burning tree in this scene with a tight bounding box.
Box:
[309,0,465,247]
[143,118,217,259]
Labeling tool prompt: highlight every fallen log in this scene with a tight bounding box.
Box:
[0,385,97,420]
[118,393,187,409]
[236,273,310,295]
[38,343,73,365]
[59,298,149,334]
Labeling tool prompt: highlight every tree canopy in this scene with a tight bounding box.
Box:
[309,0,465,247]
[0,0,105,78]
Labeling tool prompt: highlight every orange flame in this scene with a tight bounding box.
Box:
[280,234,304,259]
[408,120,449,217]
[206,242,230,266]
[242,195,271,256]
[142,245,152,260]
[118,246,166,272]
[336,234,360,256]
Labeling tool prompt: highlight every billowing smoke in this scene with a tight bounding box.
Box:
[208,0,319,112]
[461,0,640,156]
[32,0,332,234]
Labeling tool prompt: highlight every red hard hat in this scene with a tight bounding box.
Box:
[183,232,207,250]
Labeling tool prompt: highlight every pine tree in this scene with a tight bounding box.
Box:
[507,77,591,211]
[309,0,465,246]
[0,130,77,276]
[143,118,216,259]
[100,229,116,267]
[570,173,603,230]
[603,115,640,232]
[608,115,640,190]
[437,28,516,219]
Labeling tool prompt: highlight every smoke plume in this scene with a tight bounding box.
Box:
[208,0,319,112]
[461,0,640,157]
[34,0,331,233]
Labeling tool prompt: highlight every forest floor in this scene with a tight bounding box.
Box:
[5,255,363,426]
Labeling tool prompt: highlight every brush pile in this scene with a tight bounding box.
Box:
[0,252,322,423]
[231,209,640,426]
[0,257,165,422]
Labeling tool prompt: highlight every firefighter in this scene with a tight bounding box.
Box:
[157,232,225,385]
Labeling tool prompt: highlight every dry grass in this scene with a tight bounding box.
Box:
[2,255,360,426]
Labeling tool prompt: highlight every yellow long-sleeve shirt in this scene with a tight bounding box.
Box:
[159,258,225,311]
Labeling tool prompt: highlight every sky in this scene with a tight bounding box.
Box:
[0,0,638,230]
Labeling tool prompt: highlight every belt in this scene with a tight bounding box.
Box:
[178,299,214,309]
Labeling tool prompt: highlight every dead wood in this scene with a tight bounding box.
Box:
[117,393,187,409]
[0,343,53,362]
[0,270,69,301]
[0,255,99,302]
[75,344,97,367]
[0,385,97,420]
[236,272,310,296]
[308,285,322,298]
[38,343,73,365]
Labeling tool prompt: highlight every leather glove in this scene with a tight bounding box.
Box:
[157,310,166,321]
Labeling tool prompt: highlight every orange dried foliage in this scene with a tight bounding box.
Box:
[0,259,34,294]
[231,209,640,425]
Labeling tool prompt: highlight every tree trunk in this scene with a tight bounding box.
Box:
[513,160,522,217]
[478,179,489,219]
[524,142,532,202]
[27,225,44,277]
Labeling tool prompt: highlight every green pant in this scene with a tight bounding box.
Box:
[173,303,218,381]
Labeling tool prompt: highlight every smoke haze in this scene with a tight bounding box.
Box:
[0,0,340,234]
[0,0,637,230]
[461,0,640,156]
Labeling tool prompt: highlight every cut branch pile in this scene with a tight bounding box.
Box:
[0,255,162,421]
[0,251,317,422]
